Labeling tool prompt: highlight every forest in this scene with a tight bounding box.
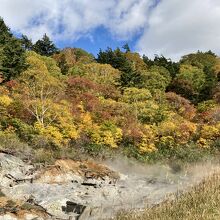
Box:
[1,17,220,164]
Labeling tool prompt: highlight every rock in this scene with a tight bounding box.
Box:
[62,201,86,215]
[0,213,45,220]
[34,159,119,185]
[77,206,104,220]
[0,153,34,188]
[23,213,44,220]
[0,214,17,220]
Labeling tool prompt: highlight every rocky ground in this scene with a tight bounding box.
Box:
[0,153,219,220]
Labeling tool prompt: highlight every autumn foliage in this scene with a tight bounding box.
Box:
[1,18,220,162]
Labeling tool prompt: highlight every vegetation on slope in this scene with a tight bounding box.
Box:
[0,17,220,163]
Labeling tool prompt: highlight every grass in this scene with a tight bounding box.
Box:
[117,173,220,220]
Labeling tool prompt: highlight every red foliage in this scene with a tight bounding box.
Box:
[66,76,119,100]
[5,80,19,90]
[123,125,143,140]
[199,107,220,124]
[166,92,196,120]
[66,76,121,120]
[8,100,34,123]
[67,76,98,96]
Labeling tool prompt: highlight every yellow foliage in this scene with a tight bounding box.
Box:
[26,51,62,77]
[26,51,48,73]
[160,136,175,148]
[58,119,78,140]
[77,63,120,85]
[34,101,79,146]
[77,104,93,132]
[120,87,152,103]
[125,52,148,72]
[89,122,123,148]
[52,101,79,140]
[81,112,93,126]
[137,125,158,153]
[197,124,220,148]
[200,125,219,140]
[76,103,123,148]
[197,138,210,149]
[159,121,176,136]
[139,142,157,153]
[91,127,122,149]
[158,118,197,144]
[178,121,197,144]
[0,95,12,107]
[34,123,63,146]
[0,95,13,117]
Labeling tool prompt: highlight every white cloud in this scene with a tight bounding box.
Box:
[108,0,152,38]
[136,0,220,60]
[0,0,153,41]
[1,0,220,60]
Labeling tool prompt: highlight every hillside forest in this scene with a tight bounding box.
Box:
[1,18,220,163]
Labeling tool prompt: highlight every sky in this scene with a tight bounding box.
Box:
[0,0,220,60]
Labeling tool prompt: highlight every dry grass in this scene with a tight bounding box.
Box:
[117,173,220,220]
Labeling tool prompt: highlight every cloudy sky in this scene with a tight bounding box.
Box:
[1,0,220,60]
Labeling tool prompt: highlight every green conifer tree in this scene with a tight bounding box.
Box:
[0,17,12,45]
[0,18,27,82]
[33,34,58,56]
[21,34,33,51]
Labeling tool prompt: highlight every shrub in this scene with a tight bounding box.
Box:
[197,123,220,148]
[137,125,158,153]
[33,148,55,164]
[197,100,217,113]
[166,92,196,120]
[158,118,197,145]
[8,118,35,141]
[0,131,32,159]
[89,121,123,149]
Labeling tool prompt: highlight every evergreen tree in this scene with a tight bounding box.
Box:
[143,54,179,78]
[142,55,154,67]
[21,34,33,51]
[1,37,27,81]
[0,18,27,82]
[97,47,142,88]
[122,43,131,53]
[33,34,58,56]
[57,54,69,75]
[0,17,12,45]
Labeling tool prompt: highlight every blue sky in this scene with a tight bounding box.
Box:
[56,0,161,57]
[1,0,220,60]
[56,26,142,57]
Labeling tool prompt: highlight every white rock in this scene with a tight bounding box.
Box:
[0,214,17,220]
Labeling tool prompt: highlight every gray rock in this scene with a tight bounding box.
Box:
[1,153,219,220]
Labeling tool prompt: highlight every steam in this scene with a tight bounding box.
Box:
[103,157,220,210]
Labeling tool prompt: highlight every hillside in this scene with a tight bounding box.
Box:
[0,18,220,163]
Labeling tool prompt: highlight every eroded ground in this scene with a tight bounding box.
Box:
[0,153,219,220]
